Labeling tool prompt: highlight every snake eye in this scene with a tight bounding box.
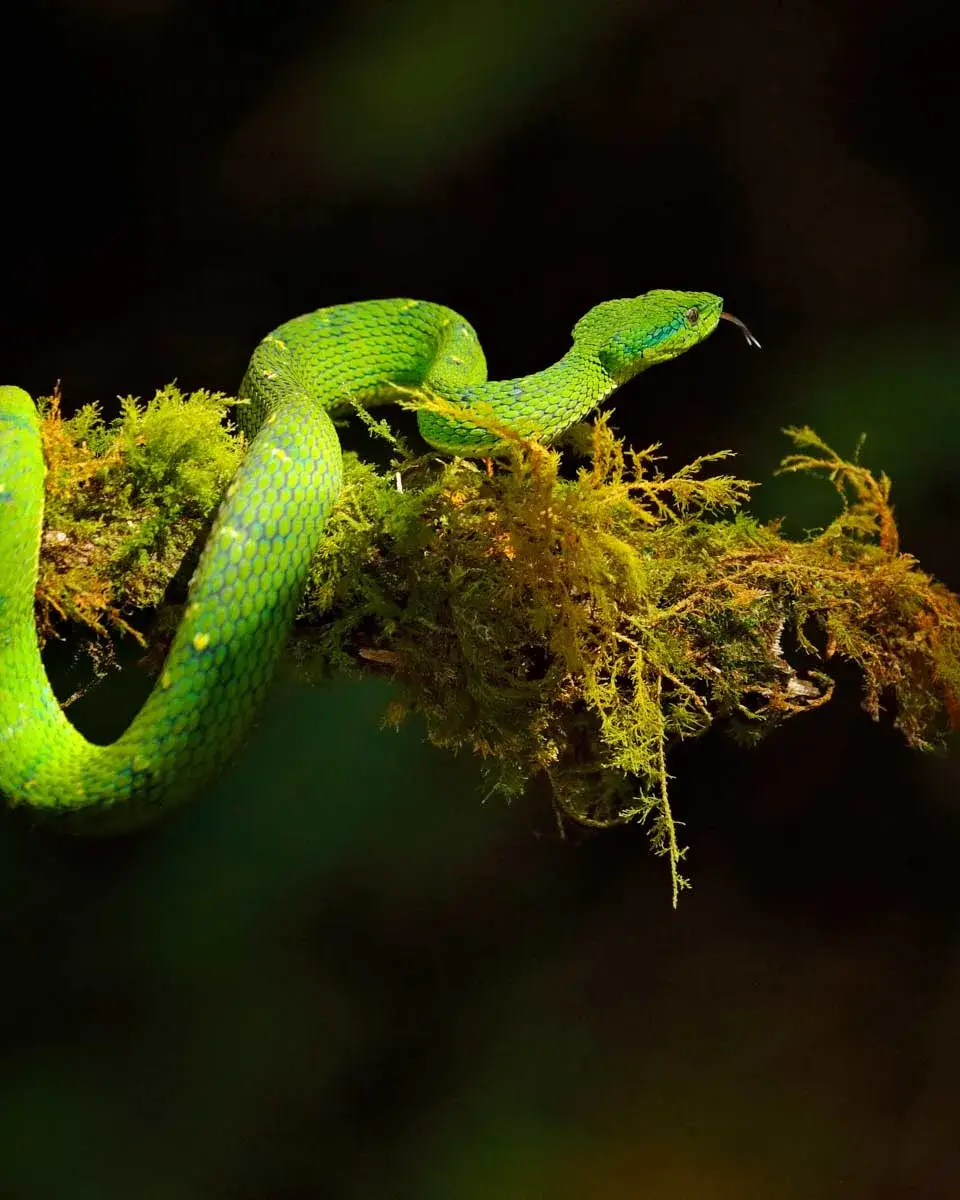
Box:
[685,307,700,325]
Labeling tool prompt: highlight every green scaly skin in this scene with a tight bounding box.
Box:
[0,291,727,834]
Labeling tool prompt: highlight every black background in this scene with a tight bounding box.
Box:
[2,1,959,1196]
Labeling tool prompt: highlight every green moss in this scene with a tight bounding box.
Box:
[35,387,960,904]
[36,385,241,644]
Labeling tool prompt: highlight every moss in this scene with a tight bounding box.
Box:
[35,387,960,904]
[36,384,241,644]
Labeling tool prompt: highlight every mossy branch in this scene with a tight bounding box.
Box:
[34,386,960,904]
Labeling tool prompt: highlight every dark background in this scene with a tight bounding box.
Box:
[2,0,959,1196]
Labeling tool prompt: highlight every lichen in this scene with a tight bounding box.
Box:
[34,387,960,904]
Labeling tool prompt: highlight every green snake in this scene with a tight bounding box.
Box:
[0,291,757,833]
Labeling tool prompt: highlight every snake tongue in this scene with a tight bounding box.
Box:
[720,311,761,349]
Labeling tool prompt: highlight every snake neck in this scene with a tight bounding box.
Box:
[418,348,617,456]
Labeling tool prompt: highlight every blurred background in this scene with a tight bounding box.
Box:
[2,0,959,1195]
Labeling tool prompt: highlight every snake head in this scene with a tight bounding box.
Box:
[573,290,726,384]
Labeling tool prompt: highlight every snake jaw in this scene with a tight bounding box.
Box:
[719,311,762,349]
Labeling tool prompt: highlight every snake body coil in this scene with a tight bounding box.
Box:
[0,291,741,832]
